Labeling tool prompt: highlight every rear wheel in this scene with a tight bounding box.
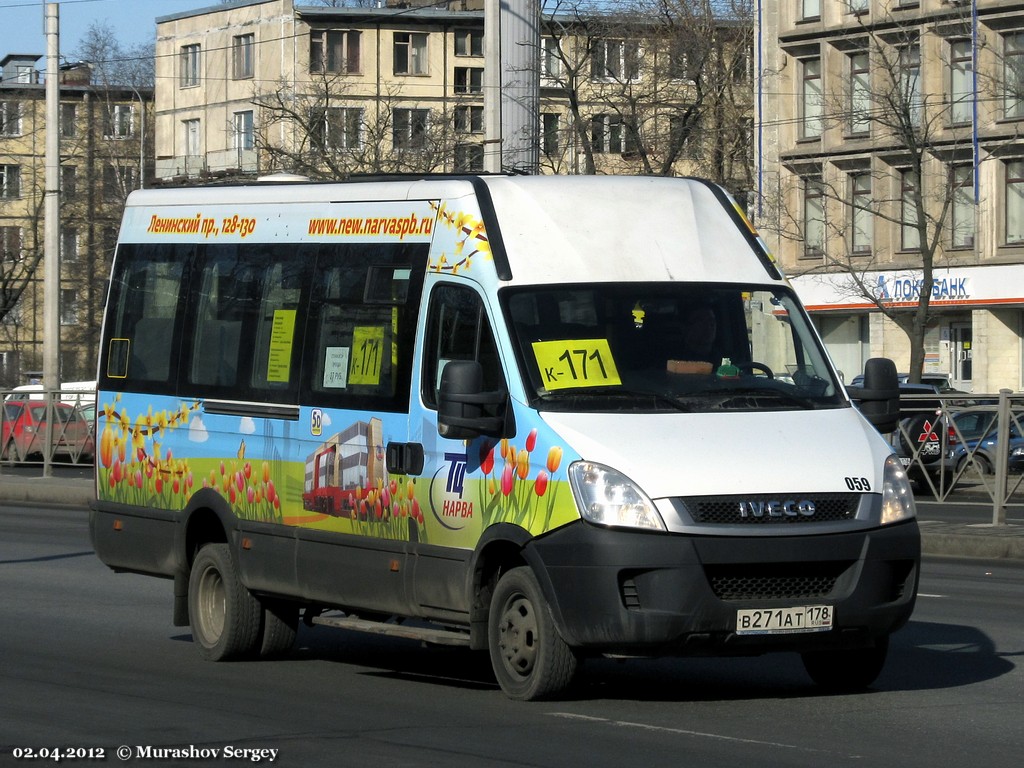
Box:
[188,543,261,661]
[801,636,889,692]
[957,453,992,477]
[488,566,577,701]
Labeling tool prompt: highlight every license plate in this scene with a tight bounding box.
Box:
[736,605,833,635]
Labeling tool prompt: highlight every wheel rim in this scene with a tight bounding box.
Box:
[497,593,538,680]
[196,565,226,645]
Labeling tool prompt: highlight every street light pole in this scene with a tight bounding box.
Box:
[42,2,61,477]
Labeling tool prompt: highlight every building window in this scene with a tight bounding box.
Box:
[1005,160,1024,244]
[0,101,22,136]
[312,107,362,150]
[184,118,201,157]
[61,288,79,326]
[61,166,77,198]
[542,38,562,80]
[900,44,922,127]
[847,0,868,13]
[394,32,428,76]
[233,111,254,151]
[591,39,640,82]
[454,143,484,172]
[310,29,361,74]
[1,165,20,198]
[60,103,77,138]
[61,227,78,264]
[455,28,482,57]
[233,34,255,79]
[103,165,137,201]
[801,56,823,139]
[103,104,134,139]
[393,108,429,149]
[850,173,872,254]
[901,169,921,251]
[849,52,870,136]
[803,176,824,257]
[454,67,483,95]
[951,165,975,249]
[0,227,21,260]
[591,114,637,154]
[950,39,973,125]
[1004,32,1024,119]
[180,44,201,87]
[801,0,821,21]
[542,112,559,155]
[455,105,483,134]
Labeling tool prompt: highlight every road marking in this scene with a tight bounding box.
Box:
[548,713,860,757]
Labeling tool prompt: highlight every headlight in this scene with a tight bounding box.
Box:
[568,461,666,531]
[881,455,916,525]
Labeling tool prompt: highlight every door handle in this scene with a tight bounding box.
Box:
[386,442,424,475]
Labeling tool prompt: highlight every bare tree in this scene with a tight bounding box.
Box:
[765,6,1019,382]
[252,71,462,178]
[537,0,753,194]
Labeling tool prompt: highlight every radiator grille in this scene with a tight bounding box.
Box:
[685,493,859,525]
[705,562,850,601]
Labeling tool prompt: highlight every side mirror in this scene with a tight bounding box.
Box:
[848,357,900,434]
[437,360,508,440]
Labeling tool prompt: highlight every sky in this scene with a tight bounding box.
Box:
[0,0,205,64]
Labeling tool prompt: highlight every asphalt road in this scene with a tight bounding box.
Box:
[1,503,1022,768]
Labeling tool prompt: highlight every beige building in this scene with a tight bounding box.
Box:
[756,0,1024,393]
[0,54,152,387]
[152,0,751,189]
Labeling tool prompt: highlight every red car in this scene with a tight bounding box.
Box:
[1,400,95,463]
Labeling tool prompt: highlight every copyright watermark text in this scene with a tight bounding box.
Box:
[116,745,279,762]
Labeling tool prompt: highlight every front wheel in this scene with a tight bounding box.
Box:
[801,636,889,692]
[488,566,578,701]
[188,543,261,661]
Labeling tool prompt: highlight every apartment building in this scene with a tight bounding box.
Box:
[756,0,1024,392]
[0,54,152,387]
[152,0,751,190]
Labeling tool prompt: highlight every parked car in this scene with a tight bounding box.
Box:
[942,406,1024,478]
[1,400,95,463]
[849,372,962,393]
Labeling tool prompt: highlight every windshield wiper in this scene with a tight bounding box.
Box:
[537,386,694,412]
[675,387,818,411]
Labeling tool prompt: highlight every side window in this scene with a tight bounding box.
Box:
[422,283,504,409]
[101,244,188,390]
[186,244,310,402]
[304,243,427,412]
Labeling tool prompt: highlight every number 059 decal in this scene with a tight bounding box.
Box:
[532,339,621,391]
[844,476,871,491]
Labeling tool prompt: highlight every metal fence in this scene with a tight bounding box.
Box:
[889,389,1024,524]
[1,387,96,475]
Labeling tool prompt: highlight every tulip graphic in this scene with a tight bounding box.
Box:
[535,471,549,497]
[546,446,563,474]
[526,428,538,452]
[501,464,515,496]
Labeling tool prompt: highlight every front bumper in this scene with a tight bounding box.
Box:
[527,519,920,655]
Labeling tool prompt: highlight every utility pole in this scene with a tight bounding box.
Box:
[43,2,61,476]
[484,0,541,174]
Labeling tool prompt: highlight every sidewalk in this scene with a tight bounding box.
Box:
[1,474,1022,561]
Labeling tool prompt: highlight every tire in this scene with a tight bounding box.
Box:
[188,543,261,661]
[957,453,992,477]
[801,635,889,692]
[259,599,299,658]
[487,566,578,701]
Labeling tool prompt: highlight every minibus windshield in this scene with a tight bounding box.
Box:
[503,283,845,414]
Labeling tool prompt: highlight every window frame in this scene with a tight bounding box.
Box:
[900,169,921,252]
[802,176,825,258]
[801,56,823,139]
[850,172,873,254]
[848,51,870,136]
[1005,160,1024,245]
[180,44,201,88]
[1004,31,1024,120]
[950,164,975,250]
[310,29,361,75]
[232,33,255,80]
[393,31,428,76]
[949,38,973,126]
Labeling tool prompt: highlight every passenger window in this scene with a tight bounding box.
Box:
[102,244,187,389]
[423,283,504,408]
[251,259,307,391]
[304,243,427,412]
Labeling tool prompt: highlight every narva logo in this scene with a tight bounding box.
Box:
[429,452,475,530]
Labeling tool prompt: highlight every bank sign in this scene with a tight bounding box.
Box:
[790,264,1024,311]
